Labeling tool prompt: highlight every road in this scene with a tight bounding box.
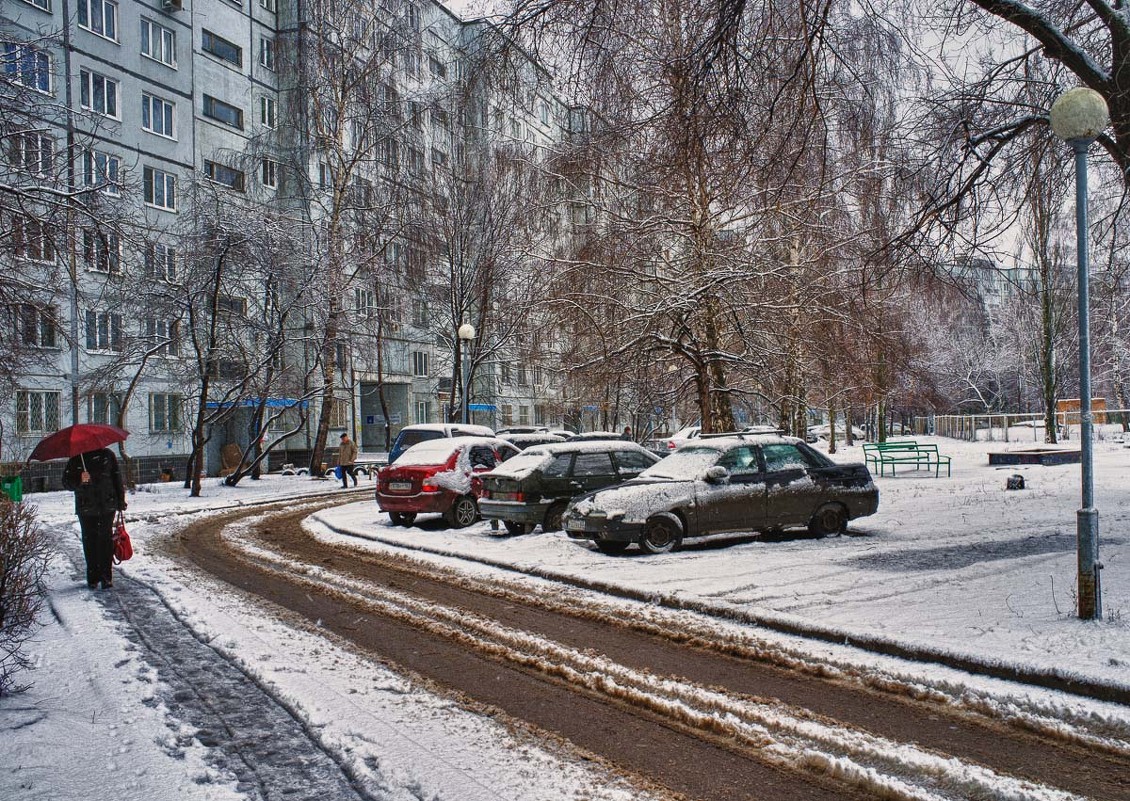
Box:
[167,497,1130,801]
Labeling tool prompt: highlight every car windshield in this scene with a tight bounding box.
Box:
[638,446,722,479]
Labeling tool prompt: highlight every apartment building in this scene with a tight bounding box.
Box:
[2,0,577,478]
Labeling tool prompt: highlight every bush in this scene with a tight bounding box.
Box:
[0,499,50,696]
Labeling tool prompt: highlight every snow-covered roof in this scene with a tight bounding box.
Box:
[539,440,653,455]
[392,436,511,466]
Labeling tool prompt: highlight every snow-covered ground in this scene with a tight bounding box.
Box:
[3,434,1129,800]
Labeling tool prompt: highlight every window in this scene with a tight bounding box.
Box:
[259,0,277,11]
[142,93,175,137]
[406,247,425,281]
[82,149,121,195]
[21,0,51,10]
[543,453,571,477]
[80,69,119,118]
[534,404,546,426]
[85,309,123,351]
[143,318,179,356]
[217,295,247,316]
[328,392,349,429]
[8,132,53,176]
[499,362,511,385]
[405,3,419,30]
[78,0,117,41]
[428,55,446,78]
[259,95,277,128]
[16,390,59,434]
[540,101,549,125]
[202,30,241,66]
[203,159,245,191]
[412,298,427,327]
[82,228,121,273]
[415,400,430,424]
[144,241,176,281]
[261,158,278,188]
[517,364,528,386]
[761,443,821,472]
[12,215,54,262]
[141,18,176,67]
[501,403,513,426]
[144,166,176,210]
[318,161,333,188]
[431,147,447,168]
[88,392,121,425]
[518,405,530,425]
[510,120,521,139]
[259,37,275,70]
[17,304,56,347]
[411,351,428,377]
[3,43,52,93]
[574,452,615,477]
[149,392,182,433]
[351,288,374,316]
[407,145,424,174]
[202,94,243,129]
[374,138,396,169]
[614,450,655,473]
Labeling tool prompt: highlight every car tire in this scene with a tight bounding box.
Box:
[542,502,569,532]
[445,495,479,528]
[639,515,682,554]
[503,520,533,535]
[389,512,416,527]
[596,541,630,555]
[808,503,847,537]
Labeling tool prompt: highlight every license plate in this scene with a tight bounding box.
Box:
[493,492,519,502]
[389,481,412,492]
[565,519,586,532]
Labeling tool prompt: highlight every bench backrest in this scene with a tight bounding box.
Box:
[863,441,919,452]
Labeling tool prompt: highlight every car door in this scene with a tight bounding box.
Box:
[760,443,820,526]
[569,451,619,495]
[537,453,577,501]
[468,445,499,497]
[697,445,767,534]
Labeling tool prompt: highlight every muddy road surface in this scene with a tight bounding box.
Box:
[169,498,1130,801]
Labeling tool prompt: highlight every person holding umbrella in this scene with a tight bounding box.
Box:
[62,447,127,588]
[32,424,131,590]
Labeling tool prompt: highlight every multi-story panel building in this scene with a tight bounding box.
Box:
[1,0,577,481]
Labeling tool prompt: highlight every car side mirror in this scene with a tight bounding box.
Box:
[702,466,730,484]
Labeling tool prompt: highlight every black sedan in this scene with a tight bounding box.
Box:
[562,434,878,554]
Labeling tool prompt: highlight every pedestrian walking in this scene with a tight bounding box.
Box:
[338,432,359,488]
[62,447,127,589]
[621,426,633,441]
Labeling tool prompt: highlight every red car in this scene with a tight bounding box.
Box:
[376,436,520,527]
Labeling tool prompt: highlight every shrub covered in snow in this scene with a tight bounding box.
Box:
[0,499,51,696]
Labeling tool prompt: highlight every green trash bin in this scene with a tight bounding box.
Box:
[1,475,23,502]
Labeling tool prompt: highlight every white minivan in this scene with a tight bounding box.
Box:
[388,423,495,463]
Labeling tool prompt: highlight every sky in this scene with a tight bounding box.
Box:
[2,429,1129,800]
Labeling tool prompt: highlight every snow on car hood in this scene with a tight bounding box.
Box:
[570,479,696,524]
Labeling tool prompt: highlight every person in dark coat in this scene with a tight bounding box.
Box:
[62,448,127,589]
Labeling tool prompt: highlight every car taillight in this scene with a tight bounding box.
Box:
[667,441,676,450]
[422,481,438,492]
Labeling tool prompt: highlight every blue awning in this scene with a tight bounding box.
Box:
[467,403,497,411]
[205,397,308,409]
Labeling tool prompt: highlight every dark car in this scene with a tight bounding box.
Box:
[478,442,661,534]
[562,434,878,554]
[498,432,569,450]
[376,436,520,527]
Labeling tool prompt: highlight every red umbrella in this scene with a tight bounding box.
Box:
[28,423,130,463]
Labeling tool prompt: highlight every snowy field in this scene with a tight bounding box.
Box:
[3,434,1129,800]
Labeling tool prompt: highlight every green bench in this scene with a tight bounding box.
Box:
[863,441,951,478]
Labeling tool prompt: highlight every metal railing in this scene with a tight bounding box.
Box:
[917,410,1130,442]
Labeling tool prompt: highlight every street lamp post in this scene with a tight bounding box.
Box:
[458,322,475,424]
[1049,87,1109,620]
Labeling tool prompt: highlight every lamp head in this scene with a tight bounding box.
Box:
[457,322,476,341]
[1050,88,1109,143]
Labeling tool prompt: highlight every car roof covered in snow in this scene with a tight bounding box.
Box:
[390,436,513,466]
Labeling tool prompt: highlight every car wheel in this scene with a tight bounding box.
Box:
[389,512,416,527]
[543,502,569,532]
[596,541,630,555]
[808,503,847,537]
[446,495,479,528]
[503,520,533,535]
[639,515,682,554]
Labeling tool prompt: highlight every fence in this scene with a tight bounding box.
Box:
[917,410,1130,443]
